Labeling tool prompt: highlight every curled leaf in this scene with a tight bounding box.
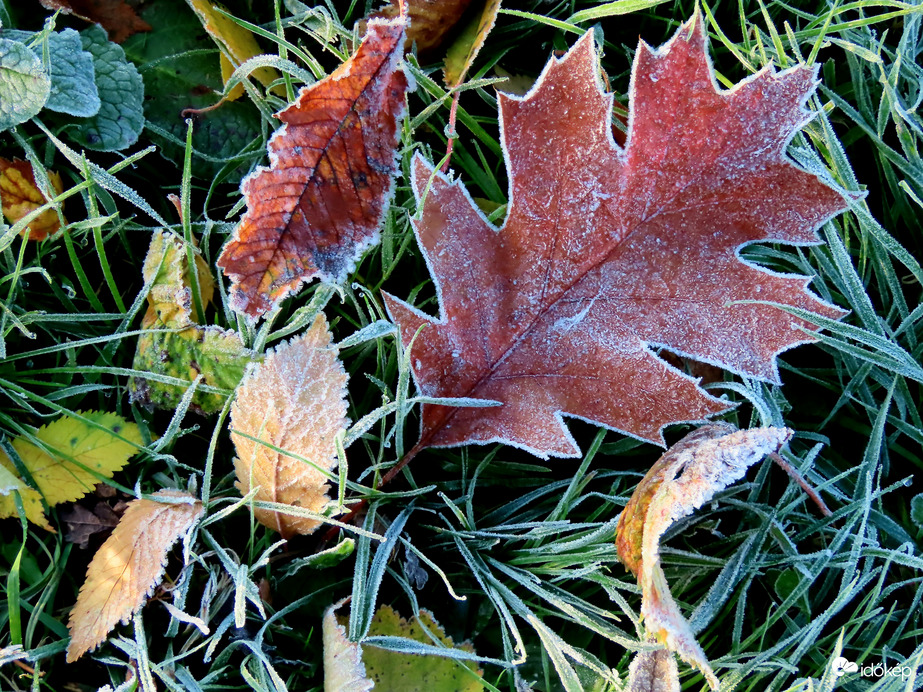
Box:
[443,0,501,87]
[366,0,473,55]
[217,17,409,317]
[626,648,679,692]
[66,489,203,661]
[0,158,65,240]
[230,313,348,538]
[616,424,793,689]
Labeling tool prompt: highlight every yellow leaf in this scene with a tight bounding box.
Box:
[443,0,502,87]
[220,52,245,101]
[0,158,66,241]
[323,599,374,692]
[141,229,215,328]
[0,456,49,531]
[230,313,348,538]
[184,0,282,97]
[0,412,142,530]
[615,424,793,690]
[66,489,204,661]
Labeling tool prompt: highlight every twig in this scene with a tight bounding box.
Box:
[769,452,832,517]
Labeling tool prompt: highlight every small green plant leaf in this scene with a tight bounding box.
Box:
[911,494,923,529]
[0,412,143,529]
[3,28,101,116]
[71,25,144,151]
[0,37,50,131]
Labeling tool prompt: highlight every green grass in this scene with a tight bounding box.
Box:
[1,0,922,690]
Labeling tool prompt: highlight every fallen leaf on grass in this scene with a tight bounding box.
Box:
[443,0,501,87]
[184,0,281,100]
[230,313,348,538]
[615,424,793,689]
[0,412,142,530]
[218,17,409,318]
[37,0,152,43]
[0,158,65,240]
[366,0,473,55]
[60,502,121,549]
[130,230,257,414]
[383,15,848,459]
[66,489,203,661]
[323,602,484,691]
[626,648,679,692]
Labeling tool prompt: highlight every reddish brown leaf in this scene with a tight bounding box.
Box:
[366,0,474,56]
[218,18,409,318]
[384,15,848,459]
[60,503,120,549]
[37,0,151,43]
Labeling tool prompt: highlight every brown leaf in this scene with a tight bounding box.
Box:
[218,18,409,318]
[367,0,473,55]
[230,313,348,538]
[60,503,120,549]
[66,489,203,661]
[0,158,66,241]
[626,648,679,692]
[383,15,848,459]
[615,424,793,689]
[37,0,151,43]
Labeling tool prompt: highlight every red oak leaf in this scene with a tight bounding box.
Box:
[218,18,409,318]
[383,15,848,459]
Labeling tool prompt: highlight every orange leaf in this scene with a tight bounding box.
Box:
[383,15,849,459]
[37,0,151,43]
[218,18,409,318]
[0,158,66,241]
[66,489,203,661]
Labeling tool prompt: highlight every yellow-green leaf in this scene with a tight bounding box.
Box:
[141,229,214,328]
[443,0,501,87]
[0,412,142,529]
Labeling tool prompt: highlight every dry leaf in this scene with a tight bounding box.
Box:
[0,412,142,530]
[323,599,374,692]
[184,0,282,100]
[443,0,501,87]
[615,424,793,689]
[367,0,473,55]
[37,0,151,43]
[217,17,409,318]
[230,313,348,538]
[626,648,679,692]
[66,489,203,661]
[60,502,121,549]
[383,15,848,459]
[0,158,66,240]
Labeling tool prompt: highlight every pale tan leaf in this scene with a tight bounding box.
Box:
[616,424,793,690]
[626,648,679,692]
[231,313,348,538]
[66,489,204,662]
[323,599,374,692]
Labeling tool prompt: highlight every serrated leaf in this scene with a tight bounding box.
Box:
[129,230,257,414]
[71,25,144,151]
[184,0,281,99]
[37,0,151,44]
[66,489,203,661]
[4,28,102,116]
[383,16,848,459]
[615,424,793,689]
[0,157,66,240]
[323,602,484,691]
[0,37,50,131]
[0,412,142,530]
[626,648,679,692]
[443,0,501,87]
[230,313,348,538]
[217,17,409,318]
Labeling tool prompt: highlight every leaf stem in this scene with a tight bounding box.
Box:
[768,452,832,517]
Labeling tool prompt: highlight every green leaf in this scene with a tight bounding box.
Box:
[72,25,144,151]
[0,37,50,132]
[3,28,100,117]
[122,0,261,180]
[911,494,923,530]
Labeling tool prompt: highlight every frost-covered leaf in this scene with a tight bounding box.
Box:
[383,15,848,459]
[443,0,501,87]
[323,602,484,692]
[615,424,793,689]
[0,157,66,240]
[71,25,144,151]
[129,230,256,414]
[230,313,348,538]
[911,494,923,529]
[66,489,203,661]
[184,0,281,100]
[0,412,142,530]
[2,28,101,116]
[218,17,409,318]
[626,648,679,692]
[0,37,50,131]
[37,0,151,43]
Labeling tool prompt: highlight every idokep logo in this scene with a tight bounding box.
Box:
[833,657,859,676]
